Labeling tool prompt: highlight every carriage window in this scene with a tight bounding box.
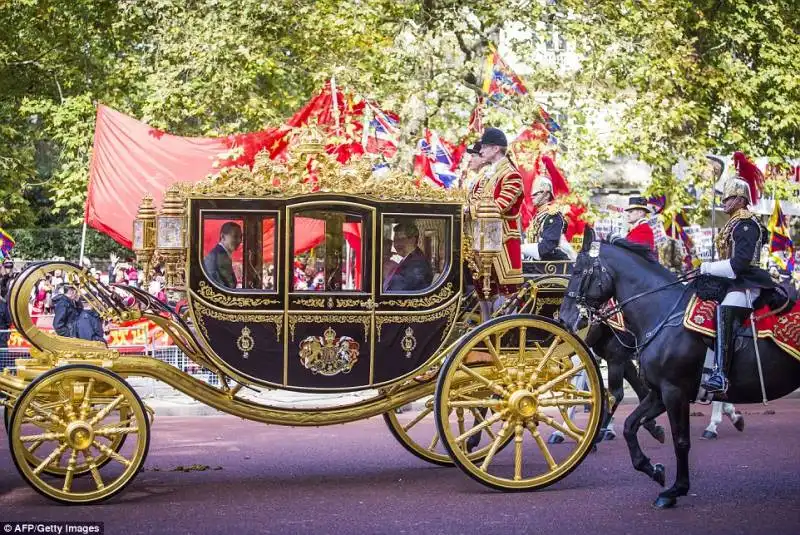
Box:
[382,216,449,293]
[292,210,364,292]
[201,214,277,291]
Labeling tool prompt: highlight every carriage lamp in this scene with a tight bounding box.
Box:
[471,197,503,299]
[156,185,187,300]
[133,194,157,288]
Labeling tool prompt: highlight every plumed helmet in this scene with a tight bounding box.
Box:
[532,155,570,197]
[722,152,764,204]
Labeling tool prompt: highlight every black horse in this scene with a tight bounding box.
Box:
[559,230,800,508]
[585,323,666,444]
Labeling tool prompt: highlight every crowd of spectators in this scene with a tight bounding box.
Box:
[0,254,173,350]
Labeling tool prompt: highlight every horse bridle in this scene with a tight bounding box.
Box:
[567,242,614,323]
[567,241,698,354]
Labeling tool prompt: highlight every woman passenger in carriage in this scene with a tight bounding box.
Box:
[383,222,433,292]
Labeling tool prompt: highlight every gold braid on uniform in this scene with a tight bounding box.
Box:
[715,208,753,260]
[526,202,565,242]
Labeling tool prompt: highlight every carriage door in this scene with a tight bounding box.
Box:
[284,200,376,390]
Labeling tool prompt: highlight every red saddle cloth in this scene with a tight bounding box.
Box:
[683,296,800,361]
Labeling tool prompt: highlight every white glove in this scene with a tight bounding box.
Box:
[521,243,541,260]
[700,259,735,278]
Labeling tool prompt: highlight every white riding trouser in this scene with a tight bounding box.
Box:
[721,289,759,307]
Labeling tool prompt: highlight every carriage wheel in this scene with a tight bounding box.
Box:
[13,403,130,477]
[384,391,512,467]
[434,315,603,491]
[7,364,150,504]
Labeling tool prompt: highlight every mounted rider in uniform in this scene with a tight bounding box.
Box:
[699,152,774,394]
[624,196,655,253]
[521,155,575,261]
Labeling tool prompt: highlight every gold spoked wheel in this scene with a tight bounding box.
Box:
[14,404,130,477]
[8,365,150,504]
[384,393,512,467]
[434,315,603,491]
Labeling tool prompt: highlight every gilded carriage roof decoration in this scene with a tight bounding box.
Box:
[189,125,466,202]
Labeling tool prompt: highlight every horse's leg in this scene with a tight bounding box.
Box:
[654,383,692,509]
[465,407,489,452]
[623,359,666,443]
[722,402,744,432]
[623,390,667,486]
[598,359,625,442]
[702,401,723,439]
[549,369,590,445]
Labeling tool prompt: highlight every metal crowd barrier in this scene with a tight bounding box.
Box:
[0,328,220,387]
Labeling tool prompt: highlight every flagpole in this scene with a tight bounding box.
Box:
[330,76,340,135]
[79,216,88,266]
[706,154,726,262]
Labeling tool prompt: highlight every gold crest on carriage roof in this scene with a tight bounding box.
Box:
[299,327,360,376]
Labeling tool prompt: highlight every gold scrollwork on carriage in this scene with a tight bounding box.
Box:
[191,144,466,204]
[335,298,365,308]
[375,298,460,341]
[534,297,564,319]
[193,301,283,341]
[295,298,326,308]
[198,281,280,308]
[288,314,371,342]
[381,283,455,308]
[298,327,360,376]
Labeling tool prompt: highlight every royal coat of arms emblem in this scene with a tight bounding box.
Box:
[299,327,360,376]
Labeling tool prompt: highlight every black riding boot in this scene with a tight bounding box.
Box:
[702,305,749,394]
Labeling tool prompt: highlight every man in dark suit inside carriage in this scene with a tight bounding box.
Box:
[203,222,242,289]
[383,222,433,292]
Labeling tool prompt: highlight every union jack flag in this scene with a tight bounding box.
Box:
[414,130,464,189]
[364,105,399,158]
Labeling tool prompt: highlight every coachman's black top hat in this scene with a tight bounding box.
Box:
[624,196,651,212]
[467,127,508,154]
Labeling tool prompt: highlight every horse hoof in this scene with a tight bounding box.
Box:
[604,430,616,441]
[701,430,717,440]
[733,414,745,432]
[548,434,565,445]
[652,426,666,444]
[652,463,666,486]
[653,496,677,509]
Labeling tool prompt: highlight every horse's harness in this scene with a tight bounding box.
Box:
[567,243,698,356]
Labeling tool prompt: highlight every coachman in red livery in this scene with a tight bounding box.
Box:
[624,196,655,252]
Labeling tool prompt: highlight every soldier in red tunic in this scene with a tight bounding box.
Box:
[624,196,655,252]
[465,128,525,302]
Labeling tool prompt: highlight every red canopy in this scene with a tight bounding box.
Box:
[86,105,257,247]
[86,83,399,249]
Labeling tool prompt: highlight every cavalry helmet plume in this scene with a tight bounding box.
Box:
[722,151,764,205]
[532,155,570,197]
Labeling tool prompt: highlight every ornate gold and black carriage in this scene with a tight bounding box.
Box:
[0,141,603,504]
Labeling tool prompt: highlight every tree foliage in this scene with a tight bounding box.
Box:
[1,0,798,236]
